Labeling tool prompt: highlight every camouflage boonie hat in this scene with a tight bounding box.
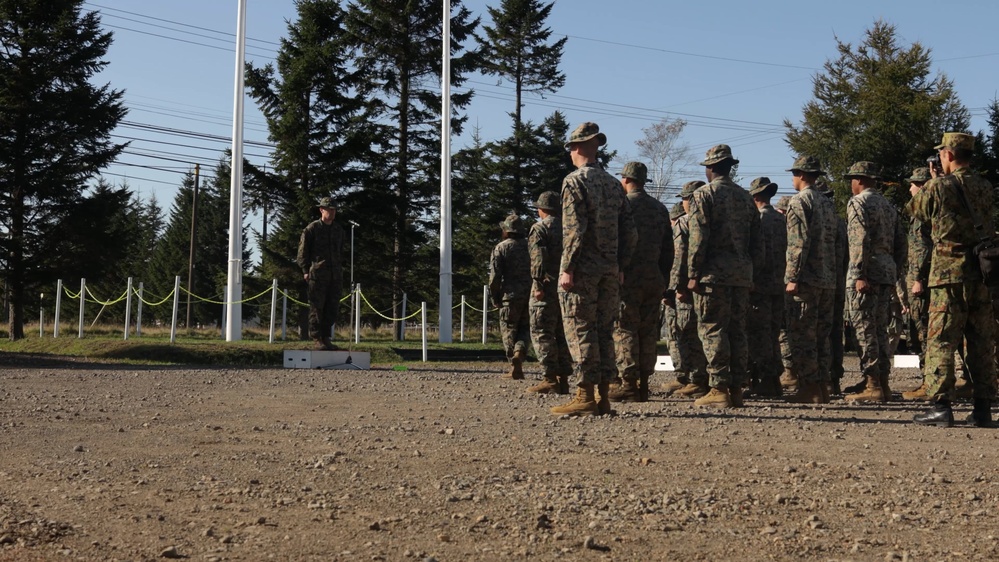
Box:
[620,161,648,183]
[907,167,932,184]
[934,132,975,151]
[776,196,792,213]
[317,196,336,209]
[680,180,706,199]
[499,213,525,235]
[564,121,607,149]
[843,161,881,180]
[669,202,685,220]
[786,155,825,175]
[534,191,560,212]
[699,144,739,166]
[748,177,778,197]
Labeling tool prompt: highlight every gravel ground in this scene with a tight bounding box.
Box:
[1,357,998,561]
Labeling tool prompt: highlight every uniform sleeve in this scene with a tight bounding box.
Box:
[488,244,503,306]
[749,205,764,288]
[528,223,546,283]
[687,191,710,281]
[892,215,908,278]
[658,211,674,286]
[670,222,687,291]
[907,218,932,284]
[784,198,810,284]
[847,197,870,282]
[297,225,311,274]
[560,176,586,274]
[618,196,638,272]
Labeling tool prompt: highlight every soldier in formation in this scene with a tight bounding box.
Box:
[747,177,786,396]
[489,214,532,380]
[527,192,572,394]
[668,183,710,398]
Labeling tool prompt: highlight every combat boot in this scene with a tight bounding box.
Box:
[780,369,798,390]
[500,362,524,380]
[967,399,993,428]
[550,383,598,417]
[557,374,570,395]
[878,372,892,402]
[694,386,732,408]
[596,381,617,416]
[677,382,709,399]
[730,386,745,408]
[842,377,867,395]
[527,376,560,394]
[752,377,783,398]
[902,382,929,401]
[662,375,689,396]
[608,379,641,402]
[845,376,885,403]
[913,399,954,427]
[638,375,650,402]
[786,381,827,404]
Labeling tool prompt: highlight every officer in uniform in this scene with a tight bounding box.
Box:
[489,213,533,380]
[297,196,344,350]
[671,181,711,399]
[527,192,572,394]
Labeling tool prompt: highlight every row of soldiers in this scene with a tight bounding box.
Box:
[488,123,995,426]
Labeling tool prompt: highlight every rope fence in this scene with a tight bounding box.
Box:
[42,276,501,351]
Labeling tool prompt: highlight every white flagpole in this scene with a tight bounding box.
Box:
[438,0,453,343]
[225,0,247,341]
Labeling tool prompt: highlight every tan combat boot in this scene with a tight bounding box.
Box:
[597,381,617,415]
[786,381,828,404]
[662,375,689,396]
[902,382,929,401]
[527,376,560,394]
[551,383,598,417]
[694,386,732,408]
[608,379,641,402]
[677,382,709,399]
[845,375,884,403]
[879,372,892,402]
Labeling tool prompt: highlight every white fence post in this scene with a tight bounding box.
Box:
[481,285,488,345]
[268,279,278,344]
[421,301,428,362]
[136,282,144,336]
[123,277,133,340]
[170,275,180,343]
[38,293,44,338]
[281,292,287,341]
[78,278,86,339]
[54,280,62,338]
[354,284,361,344]
[460,295,466,342]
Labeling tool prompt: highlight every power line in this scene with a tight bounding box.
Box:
[85,2,281,47]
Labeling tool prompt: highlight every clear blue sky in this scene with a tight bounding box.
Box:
[90,0,999,251]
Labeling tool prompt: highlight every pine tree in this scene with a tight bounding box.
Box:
[345,0,479,338]
[784,20,969,208]
[0,0,126,339]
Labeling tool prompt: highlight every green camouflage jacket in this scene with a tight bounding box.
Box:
[560,163,638,276]
[297,220,344,281]
[529,215,562,297]
[687,176,763,288]
[623,189,673,290]
[488,238,531,305]
[846,189,906,285]
[784,186,838,289]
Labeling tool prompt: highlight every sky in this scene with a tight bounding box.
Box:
[88,0,999,257]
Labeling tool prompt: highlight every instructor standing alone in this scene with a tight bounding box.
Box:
[297,197,344,350]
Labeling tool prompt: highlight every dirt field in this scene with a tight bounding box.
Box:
[1,356,998,561]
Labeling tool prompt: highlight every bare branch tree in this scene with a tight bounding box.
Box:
[634,118,696,202]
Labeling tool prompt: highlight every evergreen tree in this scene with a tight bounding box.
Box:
[784,20,969,209]
[0,0,126,339]
[344,0,479,338]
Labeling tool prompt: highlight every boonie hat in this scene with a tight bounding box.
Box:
[907,167,932,184]
[786,155,825,175]
[748,177,778,198]
[843,161,881,180]
[620,161,648,183]
[534,191,560,212]
[318,197,336,209]
[564,122,607,149]
[680,180,706,199]
[699,144,739,166]
[499,213,525,235]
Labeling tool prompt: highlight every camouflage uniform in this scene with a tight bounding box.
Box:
[844,162,906,395]
[831,212,849,385]
[297,198,344,344]
[663,202,686,365]
[688,147,763,393]
[747,178,786,391]
[906,152,996,402]
[906,168,933,368]
[489,215,532,366]
[614,163,673,388]
[560,162,638,386]
[784,163,838,387]
[775,195,795,374]
[670,185,708,388]
[529,193,572,380]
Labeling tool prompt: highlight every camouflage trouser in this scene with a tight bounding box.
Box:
[614,283,664,382]
[674,298,708,384]
[748,292,783,384]
[923,281,997,400]
[779,325,792,372]
[560,270,620,386]
[887,293,905,357]
[499,297,531,363]
[846,284,893,379]
[910,293,929,368]
[308,276,342,341]
[830,289,846,381]
[530,288,571,378]
[786,284,835,383]
[664,303,679,361]
[695,285,750,389]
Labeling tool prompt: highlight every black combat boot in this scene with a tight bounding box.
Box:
[913,399,954,428]
[967,399,993,428]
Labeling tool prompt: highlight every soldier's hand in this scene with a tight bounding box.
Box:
[687,279,702,294]
[785,282,798,295]
[533,289,544,300]
[559,271,574,291]
[911,280,924,297]
[855,279,870,294]
[303,273,309,281]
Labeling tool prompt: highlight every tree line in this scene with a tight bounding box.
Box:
[2,2,998,340]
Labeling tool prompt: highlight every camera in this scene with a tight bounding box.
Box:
[926,154,943,175]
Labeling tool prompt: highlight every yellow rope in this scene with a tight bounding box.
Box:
[84,286,129,306]
[359,291,422,321]
[179,285,273,305]
[132,287,176,306]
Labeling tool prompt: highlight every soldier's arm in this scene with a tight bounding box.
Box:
[657,211,674,285]
[750,205,764,287]
[618,196,638,273]
[784,199,809,283]
[908,219,932,285]
[297,225,311,274]
[906,182,934,224]
[528,224,546,282]
[687,191,710,281]
[892,215,908,276]
[670,222,686,291]
[560,177,586,275]
[488,245,503,306]
[847,198,870,282]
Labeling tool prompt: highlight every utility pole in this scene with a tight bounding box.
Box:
[186,164,201,329]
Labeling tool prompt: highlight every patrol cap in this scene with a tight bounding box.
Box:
[907,167,932,184]
[934,132,975,151]
[699,144,739,166]
[499,213,525,235]
[564,122,607,149]
[775,195,792,213]
[748,177,778,198]
[534,191,560,212]
[620,161,648,183]
[317,196,336,209]
[669,202,685,220]
[680,180,706,199]
[843,161,881,180]
[786,155,825,175]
